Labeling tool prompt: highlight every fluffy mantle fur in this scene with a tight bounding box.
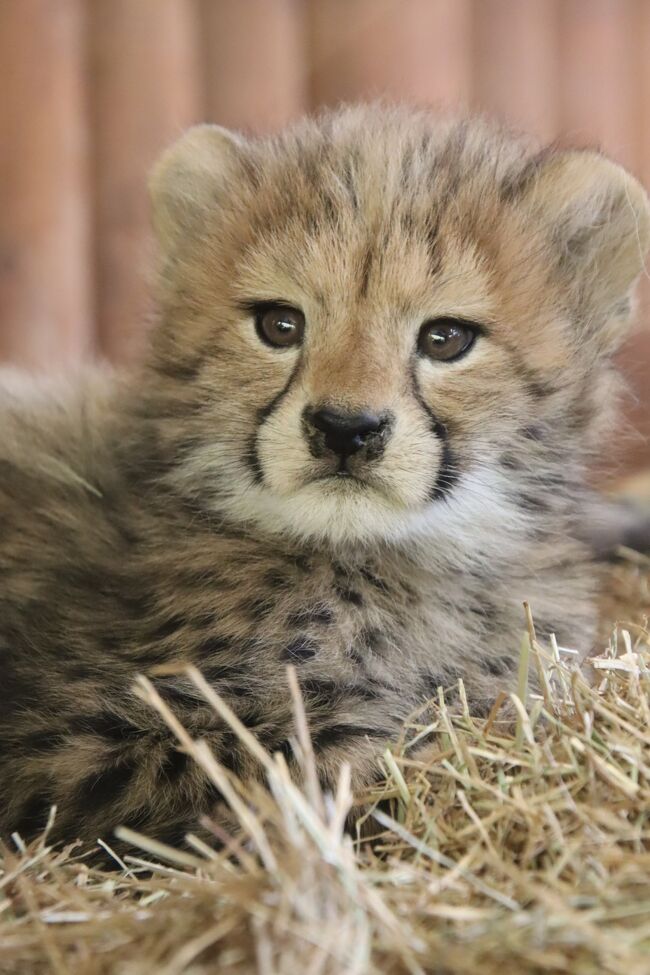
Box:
[0,105,648,851]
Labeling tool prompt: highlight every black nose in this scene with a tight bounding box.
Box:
[308,407,385,457]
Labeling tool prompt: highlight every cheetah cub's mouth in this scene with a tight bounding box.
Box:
[302,404,394,484]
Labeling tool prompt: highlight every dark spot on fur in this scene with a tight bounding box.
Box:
[114,589,154,620]
[320,190,338,226]
[399,209,415,235]
[247,595,275,622]
[358,245,373,299]
[508,356,556,401]
[158,749,190,783]
[211,524,250,544]
[399,144,414,185]
[335,586,363,607]
[175,567,222,589]
[69,712,142,743]
[499,451,521,470]
[239,704,268,729]
[64,663,94,681]
[482,655,513,677]
[517,492,550,513]
[298,677,340,702]
[200,664,253,700]
[567,397,593,433]
[150,615,187,641]
[359,628,387,653]
[153,357,203,382]
[2,655,40,714]
[399,579,419,604]
[77,758,137,815]
[312,723,387,749]
[341,156,360,211]
[359,566,389,592]
[299,677,380,704]
[130,643,176,665]
[264,570,288,592]
[347,644,365,667]
[425,215,442,277]
[283,637,319,662]
[203,781,226,810]
[533,620,560,641]
[466,599,499,624]
[468,695,493,718]
[18,729,62,752]
[499,148,554,202]
[286,606,335,627]
[15,793,53,838]
[522,424,546,441]
[218,732,243,775]
[420,672,451,698]
[528,378,555,400]
[153,677,198,705]
[239,154,262,190]
[196,612,220,630]
[154,821,196,850]
[201,662,248,684]
[99,634,122,653]
[196,636,232,657]
[292,555,314,573]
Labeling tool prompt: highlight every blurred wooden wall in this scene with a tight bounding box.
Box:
[1,0,649,469]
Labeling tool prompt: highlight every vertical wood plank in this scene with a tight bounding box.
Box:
[559,0,646,473]
[90,0,201,363]
[473,0,559,140]
[201,0,307,132]
[559,0,639,169]
[618,0,650,472]
[0,0,91,370]
[308,0,472,110]
[641,0,650,191]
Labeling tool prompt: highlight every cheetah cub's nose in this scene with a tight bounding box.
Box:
[306,406,387,458]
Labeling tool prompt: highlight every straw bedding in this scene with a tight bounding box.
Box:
[1,550,649,975]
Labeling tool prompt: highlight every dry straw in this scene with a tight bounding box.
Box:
[1,553,649,974]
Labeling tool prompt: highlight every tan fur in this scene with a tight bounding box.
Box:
[0,105,648,853]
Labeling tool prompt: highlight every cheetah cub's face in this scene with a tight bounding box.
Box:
[149,107,649,547]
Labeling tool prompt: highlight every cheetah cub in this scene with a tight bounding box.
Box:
[1,106,648,851]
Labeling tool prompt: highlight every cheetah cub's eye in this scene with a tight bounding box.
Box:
[255,304,305,349]
[417,318,478,362]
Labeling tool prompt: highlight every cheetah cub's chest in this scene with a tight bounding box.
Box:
[176,543,513,726]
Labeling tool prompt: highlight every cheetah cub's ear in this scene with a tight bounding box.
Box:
[514,150,650,352]
[148,124,245,256]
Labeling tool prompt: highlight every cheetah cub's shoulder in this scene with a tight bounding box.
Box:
[1,105,648,851]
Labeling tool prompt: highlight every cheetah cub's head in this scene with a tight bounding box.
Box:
[148,106,649,547]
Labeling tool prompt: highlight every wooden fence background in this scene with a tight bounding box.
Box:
[1,0,650,470]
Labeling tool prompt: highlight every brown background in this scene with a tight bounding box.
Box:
[1,0,649,471]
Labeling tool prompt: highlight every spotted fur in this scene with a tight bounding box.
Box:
[1,105,648,850]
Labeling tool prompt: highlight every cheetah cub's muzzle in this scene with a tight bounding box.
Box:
[302,406,393,478]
